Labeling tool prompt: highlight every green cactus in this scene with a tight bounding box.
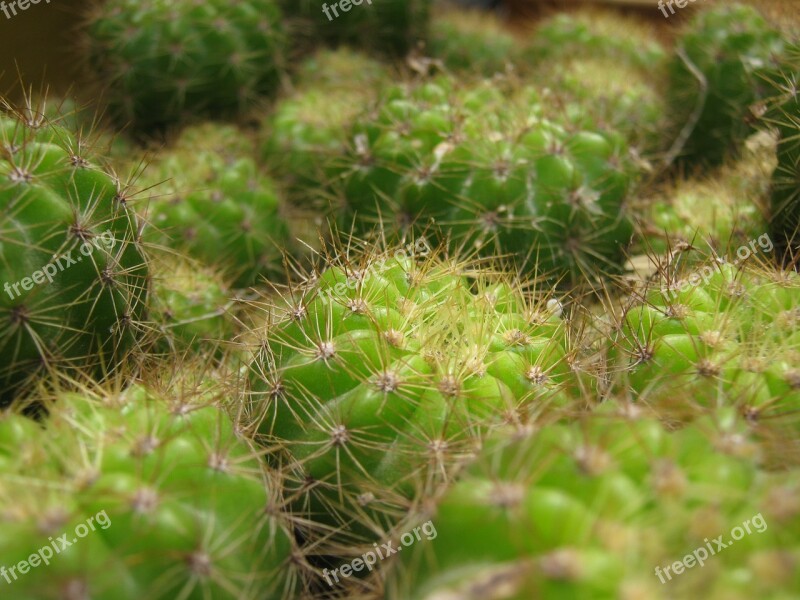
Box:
[339,76,636,285]
[246,242,582,558]
[141,123,289,287]
[613,259,800,438]
[148,257,236,355]
[523,10,669,152]
[36,95,136,169]
[427,9,519,76]
[261,49,389,208]
[763,42,800,263]
[525,9,665,71]
[669,4,786,167]
[639,131,775,256]
[0,377,298,599]
[388,404,800,599]
[0,98,149,406]
[280,0,431,58]
[83,0,286,131]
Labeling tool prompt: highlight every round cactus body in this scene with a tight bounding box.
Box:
[141,123,289,287]
[669,4,786,167]
[261,49,389,207]
[247,244,579,552]
[639,131,775,256]
[84,0,286,130]
[428,9,519,76]
[339,77,636,285]
[148,257,236,354]
[523,10,669,153]
[0,381,297,599]
[0,103,149,406]
[614,260,800,441]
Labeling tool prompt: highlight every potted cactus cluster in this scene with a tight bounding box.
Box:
[1,0,799,598]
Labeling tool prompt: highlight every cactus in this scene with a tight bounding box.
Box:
[0,98,149,406]
[763,42,800,263]
[246,241,581,560]
[141,123,289,287]
[525,9,665,72]
[148,256,236,355]
[388,404,800,599]
[427,9,519,76]
[669,4,786,167]
[83,0,286,131]
[523,10,669,152]
[339,76,636,285]
[638,131,775,256]
[280,0,431,58]
[612,259,800,437]
[0,374,299,599]
[37,95,136,169]
[261,49,389,208]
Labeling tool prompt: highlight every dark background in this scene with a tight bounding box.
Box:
[0,0,85,101]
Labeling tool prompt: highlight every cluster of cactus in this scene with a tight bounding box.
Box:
[83,0,287,130]
[2,1,800,599]
[140,123,290,287]
[337,76,637,285]
[0,97,149,406]
[389,403,800,599]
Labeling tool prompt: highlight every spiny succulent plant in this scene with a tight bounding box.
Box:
[141,123,290,287]
[261,49,389,208]
[0,97,149,406]
[36,95,135,168]
[82,0,286,131]
[280,0,431,59]
[427,9,519,76]
[0,372,299,599]
[338,75,636,285]
[522,9,669,153]
[388,403,800,599]
[762,42,800,263]
[637,131,775,256]
[611,258,800,441]
[669,4,787,167]
[525,9,665,71]
[245,241,585,564]
[148,256,237,355]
